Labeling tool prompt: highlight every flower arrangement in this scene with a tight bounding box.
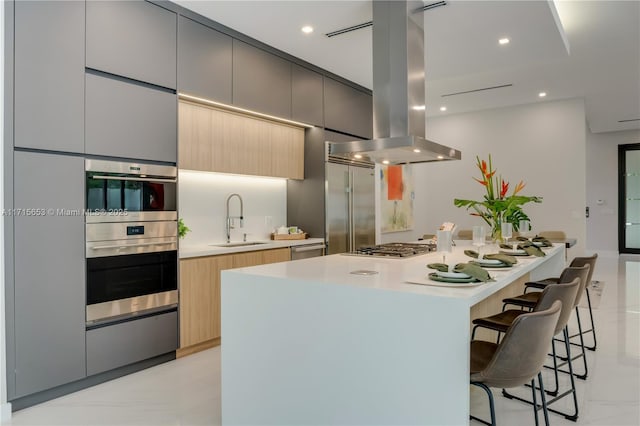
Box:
[453,155,542,242]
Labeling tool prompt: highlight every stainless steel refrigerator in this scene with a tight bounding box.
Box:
[326,161,376,254]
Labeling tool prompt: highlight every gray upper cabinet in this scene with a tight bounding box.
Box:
[324,78,373,139]
[86,0,177,89]
[291,64,324,127]
[233,40,292,118]
[85,74,177,163]
[13,151,86,398]
[178,16,232,104]
[14,0,84,153]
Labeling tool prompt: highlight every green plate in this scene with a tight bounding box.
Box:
[470,261,512,268]
[428,272,479,283]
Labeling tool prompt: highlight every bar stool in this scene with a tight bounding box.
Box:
[470,301,562,426]
[525,254,599,351]
[502,264,591,381]
[472,279,581,421]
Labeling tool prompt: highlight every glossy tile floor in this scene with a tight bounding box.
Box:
[4,255,639,425]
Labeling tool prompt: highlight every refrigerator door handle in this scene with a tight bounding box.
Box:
[348,169,354,252]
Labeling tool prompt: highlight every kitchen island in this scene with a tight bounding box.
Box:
[220,244,565,425]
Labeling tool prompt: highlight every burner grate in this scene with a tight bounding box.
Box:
[347,243,436,258]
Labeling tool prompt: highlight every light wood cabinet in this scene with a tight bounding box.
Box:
[179,254,233,349]
[179,100,304,179]
[178,248,291,356]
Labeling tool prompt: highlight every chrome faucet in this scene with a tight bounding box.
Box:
[225,193,244,243]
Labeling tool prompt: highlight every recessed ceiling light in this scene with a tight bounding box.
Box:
[439,106,447,112]
[382,160,390,165]
[301,26,314,34]
[412,105,426,111]
[354,154,363,159]
[437,155,444,160]
[413,149,421,153]
[538,92,547,98]
[498,38,510,45]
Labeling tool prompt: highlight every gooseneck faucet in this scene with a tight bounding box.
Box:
[226,193,244,243]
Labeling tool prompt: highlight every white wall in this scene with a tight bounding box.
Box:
[382,98,588,255]
[586,129,640,256]
[178,170,287,247]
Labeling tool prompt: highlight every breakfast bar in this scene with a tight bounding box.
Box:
[220,244,565,425]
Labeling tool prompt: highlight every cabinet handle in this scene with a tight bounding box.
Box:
[91,175,177,184]
[90,241,176,250]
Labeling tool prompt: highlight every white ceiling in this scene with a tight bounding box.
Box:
[174,0,640,134]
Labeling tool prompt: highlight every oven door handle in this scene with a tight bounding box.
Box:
[90,241,176,250]
[90,175,177,184]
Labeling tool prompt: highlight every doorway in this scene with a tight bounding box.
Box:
[619,143,640,254]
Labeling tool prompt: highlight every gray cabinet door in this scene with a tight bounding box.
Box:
[291,64,324,127]
[178,16,232,104]
[14,0,84,153]
[85,74,177,163]
[13,152,85,398]
[324,78,373,139]
[86,0,177,89]
[233,40,292,118]
[86,311,178,376]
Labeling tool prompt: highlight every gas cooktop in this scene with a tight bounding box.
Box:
[344,242,436,258]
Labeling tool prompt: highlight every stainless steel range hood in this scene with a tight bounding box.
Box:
[328,0,461,165]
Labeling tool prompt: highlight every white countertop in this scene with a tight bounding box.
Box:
[227,243,565,307]
[179,237,325,259]
[220,242,565,424]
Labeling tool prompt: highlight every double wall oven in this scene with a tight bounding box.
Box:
[85,159,178,327]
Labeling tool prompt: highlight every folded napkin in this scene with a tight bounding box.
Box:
[464,250,518,266]
[427,262,494,282]
[532,236,553,247]
[454,263,494,282]
[500,242,545,257]
[427,263,449,272]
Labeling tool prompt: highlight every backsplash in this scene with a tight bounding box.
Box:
[178,170,287,247]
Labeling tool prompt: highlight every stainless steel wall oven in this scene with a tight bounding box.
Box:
[85,159,177,223]
[85,160,178,327]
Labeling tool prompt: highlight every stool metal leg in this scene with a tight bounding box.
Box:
[571,287,597,351]
[470,382,496,426]
[503,326,579,421]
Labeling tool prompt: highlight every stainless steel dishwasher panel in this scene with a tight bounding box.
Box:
[290,243,326,260]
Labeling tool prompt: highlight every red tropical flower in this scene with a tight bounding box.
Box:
[500,180,509,198]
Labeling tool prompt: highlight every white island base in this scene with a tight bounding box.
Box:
[221,244,564,425]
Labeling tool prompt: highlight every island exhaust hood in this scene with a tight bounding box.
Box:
[328,0,461,165]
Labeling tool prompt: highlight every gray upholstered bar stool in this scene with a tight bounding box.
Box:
[470,301,562,426]
[472,279,581,421]
[525,254,599,352]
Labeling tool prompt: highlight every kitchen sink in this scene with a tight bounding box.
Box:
[209,242,268,248]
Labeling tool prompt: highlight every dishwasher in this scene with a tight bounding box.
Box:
[290,242,326,260]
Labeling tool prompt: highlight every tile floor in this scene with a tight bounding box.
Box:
[3,255,639,425]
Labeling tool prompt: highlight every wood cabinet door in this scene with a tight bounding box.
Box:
[179,254,232,347]
[262,248,291,264]
[179,248,291,352]
[179,101,304,179]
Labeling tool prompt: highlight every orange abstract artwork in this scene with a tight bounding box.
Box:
[387,165,403,200]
